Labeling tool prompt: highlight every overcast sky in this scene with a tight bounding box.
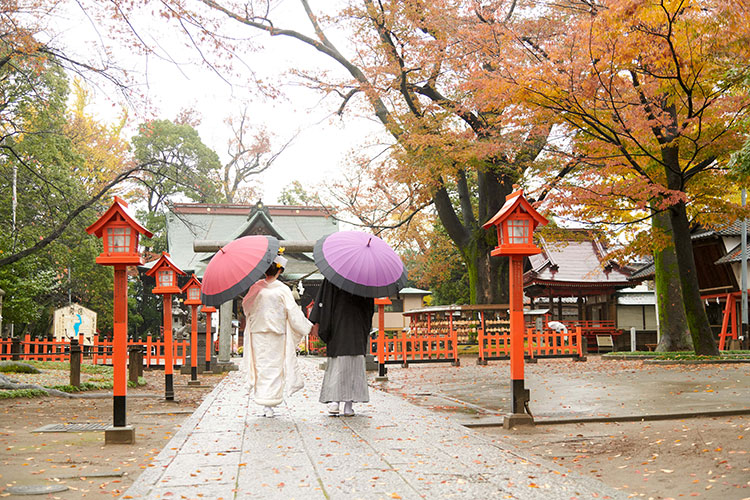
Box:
[52,0,388,205]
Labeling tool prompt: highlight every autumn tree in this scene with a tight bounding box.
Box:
[91,0,556,304]
[220,108,294,203]
[492,0,750,354]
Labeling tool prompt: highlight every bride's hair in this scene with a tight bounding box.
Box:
[265,262,284,277]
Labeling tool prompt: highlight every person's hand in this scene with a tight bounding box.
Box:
[310,323,319,337]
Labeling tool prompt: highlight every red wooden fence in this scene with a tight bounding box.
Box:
[0,334,189,367]
[92,336,189,366]
[369,329,459,366]
[0,334,70,362]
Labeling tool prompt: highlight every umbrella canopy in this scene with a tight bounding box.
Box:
[313,231,407,298]
[201,235,280,306]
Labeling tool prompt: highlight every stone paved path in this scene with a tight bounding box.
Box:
[124,359,626,499]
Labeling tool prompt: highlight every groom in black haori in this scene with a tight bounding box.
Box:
[309,278,374,416]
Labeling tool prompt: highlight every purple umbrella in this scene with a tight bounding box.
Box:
[313,231,408,297]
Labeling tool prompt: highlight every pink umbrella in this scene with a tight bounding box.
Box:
[201,235,280,306]
[313,231,407,297]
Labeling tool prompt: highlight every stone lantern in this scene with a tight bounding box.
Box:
[145,252,185,400]
[483,189,547,427]
[181,274,202,385]
[86,196,153,443]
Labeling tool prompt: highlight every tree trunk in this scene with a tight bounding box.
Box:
[651,210,693,351]
[457,235,504,304]
[667,200,718,354]
[658,113,718,355]
[433,167,513,304]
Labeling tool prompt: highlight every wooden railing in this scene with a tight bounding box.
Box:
[369,329,459,366]
[92,336,189,366]
[526,327,583,359]
[0,334,70,362]
[0,334,189,367]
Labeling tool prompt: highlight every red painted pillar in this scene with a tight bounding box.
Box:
[509,255,529,415]
[113,265,128,427]
[190,305,198,382]
[204,310,212,372]
[378,303,386,376]
[163,295,174,400]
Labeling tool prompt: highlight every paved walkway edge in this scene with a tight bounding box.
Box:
[123,374,232,497]
[462,407,750,427]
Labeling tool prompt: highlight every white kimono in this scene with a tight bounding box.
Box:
[241,279,312,406]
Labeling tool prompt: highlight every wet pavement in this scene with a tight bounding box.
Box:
[124,358,630,499]
[376,356,750,426]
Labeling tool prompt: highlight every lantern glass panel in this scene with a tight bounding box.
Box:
[508,218,530,245]
[107,227,131,253]
[158,270,174,287]
[188,287,200,300]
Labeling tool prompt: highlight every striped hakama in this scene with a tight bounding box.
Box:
[318,355,370,403]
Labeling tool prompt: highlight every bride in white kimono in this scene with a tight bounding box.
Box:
[241,255,313,417]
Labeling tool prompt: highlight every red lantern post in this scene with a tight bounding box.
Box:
[181,275,202,385]
[374,297,392,379]
[145,252,185,400]
[86,197,152,443]
[201,305,216,372]
[483,189,548,428]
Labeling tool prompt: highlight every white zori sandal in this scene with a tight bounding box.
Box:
[327,402,340,415]
[263,406,274,418]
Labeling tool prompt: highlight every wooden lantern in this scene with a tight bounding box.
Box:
[181,275,202,306]
[86,197,153,266]
[483,189,548,427]
[181,274,202,383]
[482,189,547,257]
[85,196,152,441]
[146,252,185,295]
[145,252,185,400]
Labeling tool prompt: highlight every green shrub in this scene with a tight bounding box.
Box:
[25,361,114,375]
[127,376,146,388]
[48,381,113,393]
[606,350,750,360]
[26,361,68,371]
[0,389,48,399]
[0,361,41,374]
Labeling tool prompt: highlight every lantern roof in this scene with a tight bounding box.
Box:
[145,252,186,278]
[86,197,154,239]
[482,189,548,230]
[201,305,217,313]
[181,274,202,294]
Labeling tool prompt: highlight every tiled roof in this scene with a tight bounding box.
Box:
[715,242,750,264]
[166,203,338,277]
[628,261,655,280]
[526,232,632,287]
[692,221,744,239]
